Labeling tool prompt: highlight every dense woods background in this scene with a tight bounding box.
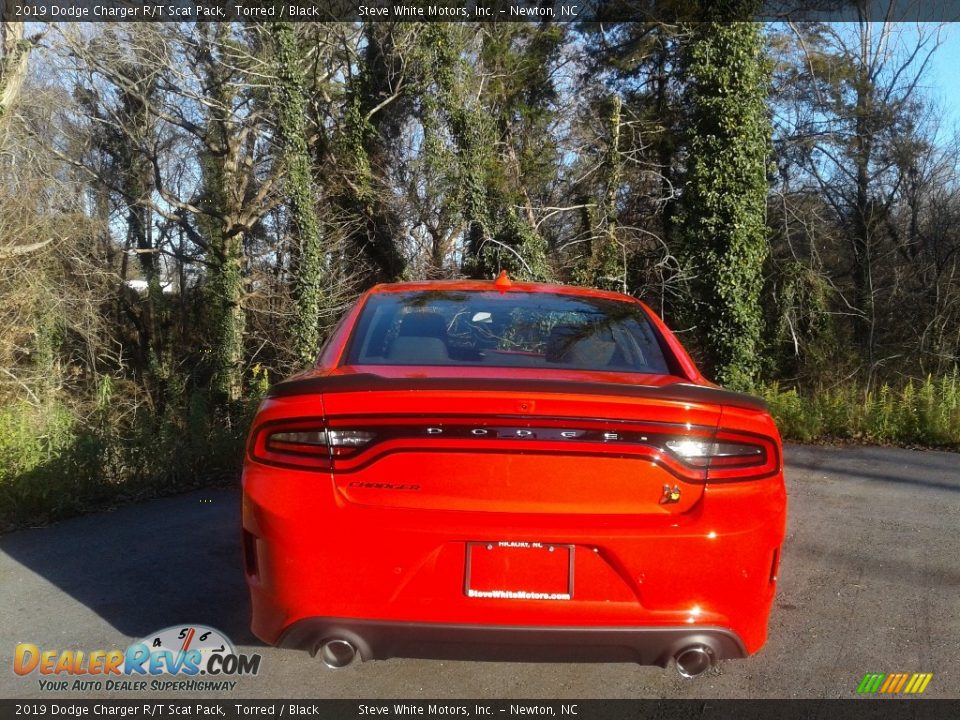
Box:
[2,19,960,529]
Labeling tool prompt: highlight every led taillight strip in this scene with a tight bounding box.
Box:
[248,417,780,481]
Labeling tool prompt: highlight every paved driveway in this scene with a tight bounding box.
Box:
[1,444,957,699]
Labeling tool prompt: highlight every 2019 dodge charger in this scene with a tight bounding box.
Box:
[242,274,787,676]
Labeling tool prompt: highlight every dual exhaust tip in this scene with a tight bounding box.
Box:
[315,638,717,677]
[316,638,358,668]
[674,645,716,678]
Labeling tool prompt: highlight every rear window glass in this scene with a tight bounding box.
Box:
[345,290,673,374]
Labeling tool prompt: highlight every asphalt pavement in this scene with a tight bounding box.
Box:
[1,444,958,699]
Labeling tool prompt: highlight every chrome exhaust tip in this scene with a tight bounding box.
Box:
[674,645,715,678]
[316,638,358,669]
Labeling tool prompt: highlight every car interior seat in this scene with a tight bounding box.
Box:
[387,312,451,363]
[545,323,618,367]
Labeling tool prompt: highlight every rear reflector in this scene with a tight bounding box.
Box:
[242,530,259,578]
[769,547,781,583]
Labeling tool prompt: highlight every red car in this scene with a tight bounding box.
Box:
[242,275,786,677]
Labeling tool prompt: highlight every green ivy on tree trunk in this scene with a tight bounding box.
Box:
[679,18,772,390]
[270,22,327,367]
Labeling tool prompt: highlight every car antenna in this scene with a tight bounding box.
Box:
[494,269,513,293]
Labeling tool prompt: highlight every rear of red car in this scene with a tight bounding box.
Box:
[242,281,786,674]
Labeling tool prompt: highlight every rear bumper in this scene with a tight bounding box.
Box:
[243,459,787,662]
[278,617,747,666]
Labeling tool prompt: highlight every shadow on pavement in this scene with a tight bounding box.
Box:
[785,445,960,494]
[0,487,262,646]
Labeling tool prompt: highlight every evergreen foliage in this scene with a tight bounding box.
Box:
[271,22,328,366]
[678,20,772,390]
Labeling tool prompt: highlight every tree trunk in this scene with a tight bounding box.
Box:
[0,18,29,122]
[211,231,245,404]
[852,25,877,371]
[199,27,247,405]
[679,17,772,389]
[271,21,327,367]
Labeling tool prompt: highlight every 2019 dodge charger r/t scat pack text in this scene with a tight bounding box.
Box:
[242,275,787,676]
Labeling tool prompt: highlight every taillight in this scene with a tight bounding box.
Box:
[665,430,778,481]
[248,416,779,480]
[250,420,375,471]
[664,439,764,466]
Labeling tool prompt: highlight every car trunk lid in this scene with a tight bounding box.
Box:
[269,368,755,516]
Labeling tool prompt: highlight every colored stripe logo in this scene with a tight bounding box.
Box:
[857,673,933,694]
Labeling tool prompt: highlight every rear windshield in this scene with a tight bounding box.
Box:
[345,290,673,374]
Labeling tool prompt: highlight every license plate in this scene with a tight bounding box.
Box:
[465,542,574,600]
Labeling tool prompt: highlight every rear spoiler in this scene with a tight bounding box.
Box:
[265,373,768,412]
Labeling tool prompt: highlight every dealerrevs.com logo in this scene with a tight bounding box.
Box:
[14,625,262,692]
